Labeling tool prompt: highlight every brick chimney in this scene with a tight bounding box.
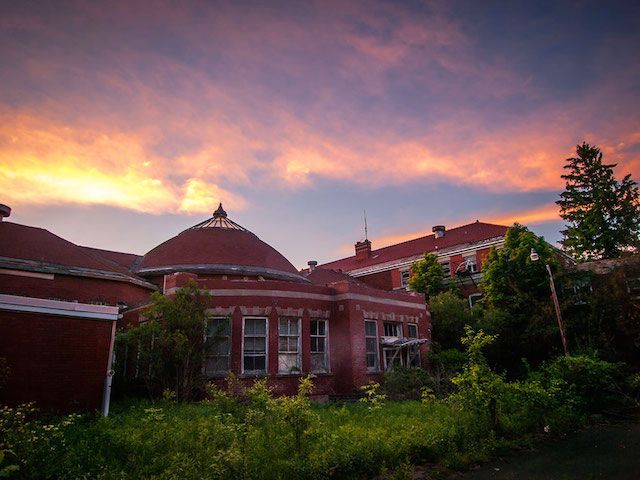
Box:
[355,239,372,261]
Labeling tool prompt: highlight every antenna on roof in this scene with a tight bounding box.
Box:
[363,209,368,241]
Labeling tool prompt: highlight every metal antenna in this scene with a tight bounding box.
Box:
[363,209,368,240]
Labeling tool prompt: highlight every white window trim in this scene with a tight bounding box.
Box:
[468,293,483,309]
[463,254,478,273]
[204,316,232,377]
[241,316,269,376]
[383,321,402,338]
[278,317,302,375]
[406,322,420,367]
[365,319,380,372]
[310,318,330,374]
[407,323,418,338]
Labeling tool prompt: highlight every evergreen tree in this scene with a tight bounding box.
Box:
[557,142,640,260]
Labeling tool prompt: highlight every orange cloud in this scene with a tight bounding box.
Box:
[0,112,245,215]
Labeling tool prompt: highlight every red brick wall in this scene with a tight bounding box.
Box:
[130,274,429,397]
[357,270,395,290]
[476,247,492,271]
[0,310,114,412]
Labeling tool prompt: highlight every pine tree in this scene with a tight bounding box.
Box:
[557,142,640,260]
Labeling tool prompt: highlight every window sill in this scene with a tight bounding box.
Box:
[240,372,269,378]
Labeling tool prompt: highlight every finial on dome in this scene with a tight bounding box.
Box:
[213,203,227,219]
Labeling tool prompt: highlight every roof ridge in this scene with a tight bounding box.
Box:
[323,220,508,266]
[80,245,142,257]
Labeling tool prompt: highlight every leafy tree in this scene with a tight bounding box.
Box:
[118,281,211,401]
[479,224,562,371]
[429,291,476,350]
[557,142,640,260]
[408,253,445,301]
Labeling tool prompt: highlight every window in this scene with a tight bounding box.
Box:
[243,317,267,374]
[383,348,403,370]
[383,322,402,337]
[205,317,231,376]
[468,293,483,308]
[407,323,420,367]
[464,254,478,273]
[365,320,379,371]
[440,259,451,278]
[407,323,418,339]
[278,317,301,374]
[400,269,411,288]
[310,319,329,373]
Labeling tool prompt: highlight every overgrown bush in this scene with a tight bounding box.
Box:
[535,354,625,413]
[115,281,211,401]
[3,339,630,479]
[383,366,432,400]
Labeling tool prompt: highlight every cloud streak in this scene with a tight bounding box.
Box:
[0,0,638,222]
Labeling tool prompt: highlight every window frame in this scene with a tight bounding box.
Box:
[468,293,483,308]
[204,316,232,377]
[242,316,269,376]
[310,318,330,373]
[406,322,420,368]
[278,316,302,374]
[383,347,405,371]
[365,320,380,372]
[463,253,478,273]
[383,321,402,337]
[439,259,451,278]
[400,269,411,288]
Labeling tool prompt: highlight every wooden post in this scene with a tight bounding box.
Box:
[546,264,569,356]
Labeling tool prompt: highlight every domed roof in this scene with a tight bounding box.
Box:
[137,204,306,283]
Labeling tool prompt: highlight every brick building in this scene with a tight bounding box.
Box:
[0,205,155,412]
[319,221,508,305]
[0,204,430,411]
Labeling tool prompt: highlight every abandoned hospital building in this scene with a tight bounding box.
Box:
[0,202,507,412]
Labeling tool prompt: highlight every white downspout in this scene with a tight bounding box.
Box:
[101,318,118,417]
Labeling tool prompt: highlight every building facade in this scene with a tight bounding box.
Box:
[0,204,430,411]
[319,221,508,305]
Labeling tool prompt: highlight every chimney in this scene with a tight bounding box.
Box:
[432,225,445,239]
[307,260,318,272]
[355,239,372,261]
[0,204,10,222]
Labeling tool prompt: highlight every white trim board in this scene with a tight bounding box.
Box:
[0,294,119,321]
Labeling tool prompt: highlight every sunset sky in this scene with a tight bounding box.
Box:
[2,0,639,268]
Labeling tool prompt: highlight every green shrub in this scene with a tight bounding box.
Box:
[383,366,432,400]
[537,354,625,412]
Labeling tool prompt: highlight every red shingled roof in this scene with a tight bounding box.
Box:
[320,221,508,271]
[0,221,144,279]
[80,246,142,270]
[139,228,300,277]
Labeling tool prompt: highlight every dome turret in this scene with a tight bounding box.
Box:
[137,204,306,282]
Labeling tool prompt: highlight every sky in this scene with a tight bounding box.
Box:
[1,0,639,269]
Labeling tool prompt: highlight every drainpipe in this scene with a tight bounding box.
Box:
[101,318,117,417]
